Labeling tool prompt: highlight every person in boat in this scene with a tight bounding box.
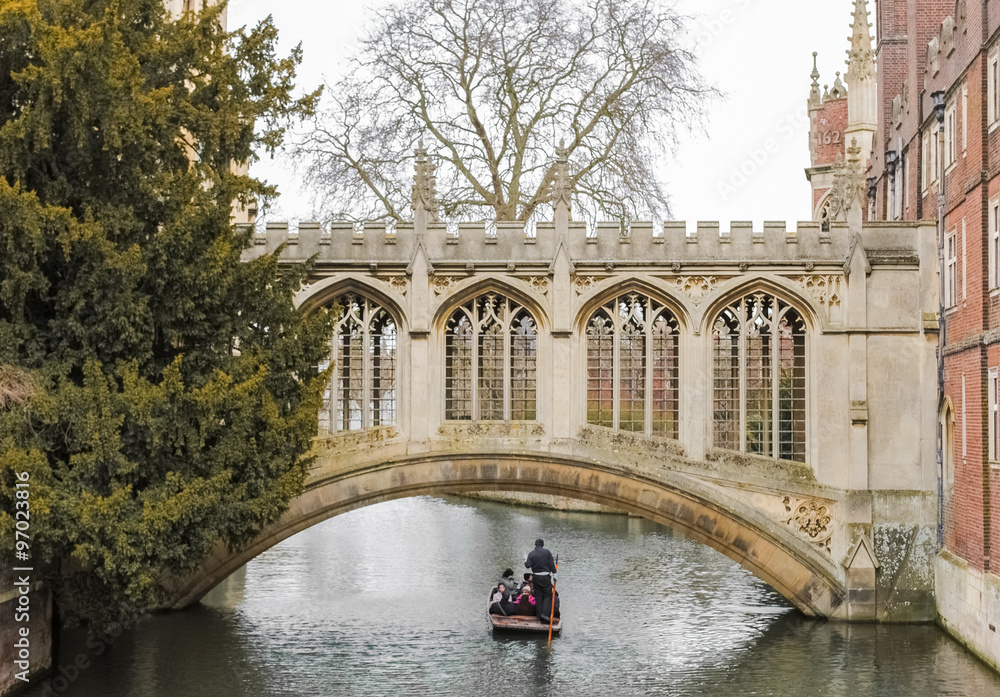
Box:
[499,568,517,595]
[524,538,556,623]
[488,583,517,616]
[537,589,560,625]
[512,585,536,616]
[517,572,532,593]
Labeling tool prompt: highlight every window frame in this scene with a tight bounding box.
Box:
[322,294,399,433]
[444,293,538,422]
[991,197,1000,290]
[584,292,681,440]
[711,292,808,464]
[945,229,957,308]
[991,48,1000,128]
[945,102,957,169]
[990,367,999,463]
[962,83,968,156]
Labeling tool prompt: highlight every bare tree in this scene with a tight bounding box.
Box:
[0,365,34,410]
[295,0,712,223]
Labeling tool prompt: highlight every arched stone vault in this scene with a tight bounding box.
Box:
[163,450,847,618]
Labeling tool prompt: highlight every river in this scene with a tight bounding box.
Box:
[23,496,1000,696]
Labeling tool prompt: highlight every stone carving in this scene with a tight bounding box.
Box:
[574,276,604,294]
[412,143,440,221]
[827,139,866,222]
[790,274,842,317]
[523,276,549,294]
[783,496,834,553]
[432,275,462,295]
[846,0,875,82]
[550,140,574,211]
[941,16,956,57]
[718,486,837,556]
[674,276,721,305]
[379,276,408,295]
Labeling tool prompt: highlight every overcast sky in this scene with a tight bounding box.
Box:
[228,0,854,227]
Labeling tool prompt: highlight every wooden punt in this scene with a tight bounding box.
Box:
[488,613,562,634]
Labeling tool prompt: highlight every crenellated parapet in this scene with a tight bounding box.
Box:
[242,217,926,276]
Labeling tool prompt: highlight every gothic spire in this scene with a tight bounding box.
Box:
[809,52,822,109]
[846,0,875,82]
[412,141,440,222]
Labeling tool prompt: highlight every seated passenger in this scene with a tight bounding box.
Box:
[498,568,517,595]
[512,585,536,616]
[488,584,517,616]
[516,572,532,594]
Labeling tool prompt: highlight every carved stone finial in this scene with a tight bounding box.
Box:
[809,52,822,108]
[827,140,866,223]
[412,143,440,222]
[846,0,875,82]
[551,139,574,213]
[829,71,847,99]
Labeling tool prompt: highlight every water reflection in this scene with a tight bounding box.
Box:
[24,495,1000,697]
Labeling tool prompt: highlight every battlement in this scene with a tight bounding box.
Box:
[240,218,928,270]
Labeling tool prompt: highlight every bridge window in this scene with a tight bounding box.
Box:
[445,294,537,421]
[712,292,806,462]
[320,295,397,433]
[585,293,679,438]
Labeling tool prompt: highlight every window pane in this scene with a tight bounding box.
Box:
[446,313,474,420]
[478,322,505,420]
[586,312,614,428]
[338,311,365,431]
[370,310,396,426]
[651,313,679,439]
[510,312,537,420]
[713,308,740,450]
[712,293,807,464]
[744,295,773,457]
[619,296,646,432]
[777,310,806,463]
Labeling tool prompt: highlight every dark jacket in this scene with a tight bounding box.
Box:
[524,545,556,574]
[488,588,518,616]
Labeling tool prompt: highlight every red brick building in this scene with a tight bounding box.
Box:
[839,0,1000,664]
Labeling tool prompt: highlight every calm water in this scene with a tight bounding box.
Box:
[26,496,1000,696]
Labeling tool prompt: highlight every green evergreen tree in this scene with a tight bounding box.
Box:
[0,0,333,629]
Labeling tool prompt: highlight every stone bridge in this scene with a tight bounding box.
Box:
[162,157,940,621]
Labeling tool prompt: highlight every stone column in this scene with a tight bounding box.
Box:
[407,145,438,444]
[550,141,574,440]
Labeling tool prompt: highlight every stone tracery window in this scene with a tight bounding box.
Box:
[445,294,537,421]
[585,293,679,438]
[712,292,806,462]
[320,295,397,433]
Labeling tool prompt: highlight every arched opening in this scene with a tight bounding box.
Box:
[320,294,399,433]
[444,293,538,421]
[162,455,846,618]
[711,291,807,463]
[584,291,680,439]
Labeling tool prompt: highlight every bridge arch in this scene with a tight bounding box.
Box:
[162,453,848,618]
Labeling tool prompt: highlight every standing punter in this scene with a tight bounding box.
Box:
[524,538,556,623]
